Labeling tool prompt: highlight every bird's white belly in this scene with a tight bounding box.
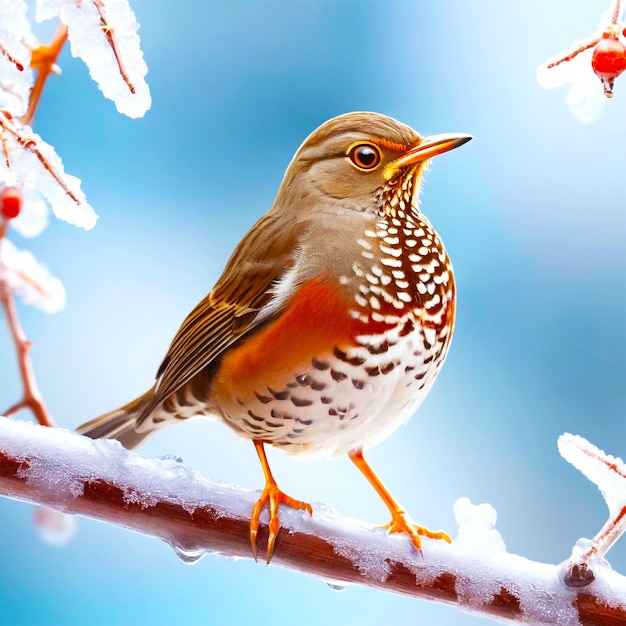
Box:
[217,315,450,459]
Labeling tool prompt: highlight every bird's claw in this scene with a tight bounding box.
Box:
[381,509,451,554]
[250,483,312,564]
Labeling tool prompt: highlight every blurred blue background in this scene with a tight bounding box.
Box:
[1,1,625,624]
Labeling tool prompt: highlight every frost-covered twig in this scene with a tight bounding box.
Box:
[0,111,92,220]
[0,0,151,425]
[559,434,626,589]
[40,0,152,118]
[20,23,67,127]
[91,0,135,95]
[536,0,626,122]
[0,282,53,425]
[0,189,62,425]
[0,419,623,625]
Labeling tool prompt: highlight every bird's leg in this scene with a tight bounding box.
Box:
[349,448,451,554]
[250,440,312,563]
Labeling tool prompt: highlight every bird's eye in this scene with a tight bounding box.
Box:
[347,143,382,170]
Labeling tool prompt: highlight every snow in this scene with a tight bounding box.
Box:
[8,186,49,238]
[454,497,506,554]
[537,47,607,124]
[0,418,256,563]
[0,115,98,230]
[0,0,34,117]
[536,6,626,123]
[0,418,252,521]
[0,0,152,246]
[0,237,65,312]
[315,502,395,583]
[558,432,626,574]
[0,1,153,236]
[33,0,65,21]
[0,419,624,624]
[558,433,626,518]
[36,0,151,118]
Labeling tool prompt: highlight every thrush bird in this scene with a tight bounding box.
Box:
[78,112,471,562]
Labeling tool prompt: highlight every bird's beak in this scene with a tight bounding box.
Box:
[389,132,473,172]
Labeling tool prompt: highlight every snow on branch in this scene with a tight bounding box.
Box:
[0,419,624,625]
[0,110,97,230]
[559,434,626,589]
[536,0,626,122]
[36,0,151,118]
[0,0,152,428]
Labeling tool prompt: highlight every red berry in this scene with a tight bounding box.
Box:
[591,37,626,79]
[1,186,22,219]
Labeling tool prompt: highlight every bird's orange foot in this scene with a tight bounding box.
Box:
[381,509,451,554]
[250,483,312,563]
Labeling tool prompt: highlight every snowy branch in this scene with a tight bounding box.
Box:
[0,419,623,625]
[536,0,626,122]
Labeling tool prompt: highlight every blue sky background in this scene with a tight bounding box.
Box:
[0,1,625,624]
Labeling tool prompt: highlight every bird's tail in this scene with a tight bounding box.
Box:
[76,388,158,450]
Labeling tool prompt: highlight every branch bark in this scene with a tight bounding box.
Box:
[0,418,624,625]
[0,276,54,426]
[20,23,68,127]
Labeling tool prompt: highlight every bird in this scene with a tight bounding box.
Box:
[77,112,471,562]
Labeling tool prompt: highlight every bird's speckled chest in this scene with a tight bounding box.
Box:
[202,202,456,459]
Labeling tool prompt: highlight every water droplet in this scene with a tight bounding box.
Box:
[169,543,207,565]
[219,554,242,563]
[34,506,77,546]
[324,579,350,592]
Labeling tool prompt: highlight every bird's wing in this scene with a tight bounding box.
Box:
[138,211,308,421]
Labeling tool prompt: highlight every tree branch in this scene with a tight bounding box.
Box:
[20,23,68,128]
[0,419,623,625]
[0,276,54,426]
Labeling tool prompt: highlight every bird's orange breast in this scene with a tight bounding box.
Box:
[212,277,362,403]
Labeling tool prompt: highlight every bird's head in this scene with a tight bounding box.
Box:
[276,111,472,218]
